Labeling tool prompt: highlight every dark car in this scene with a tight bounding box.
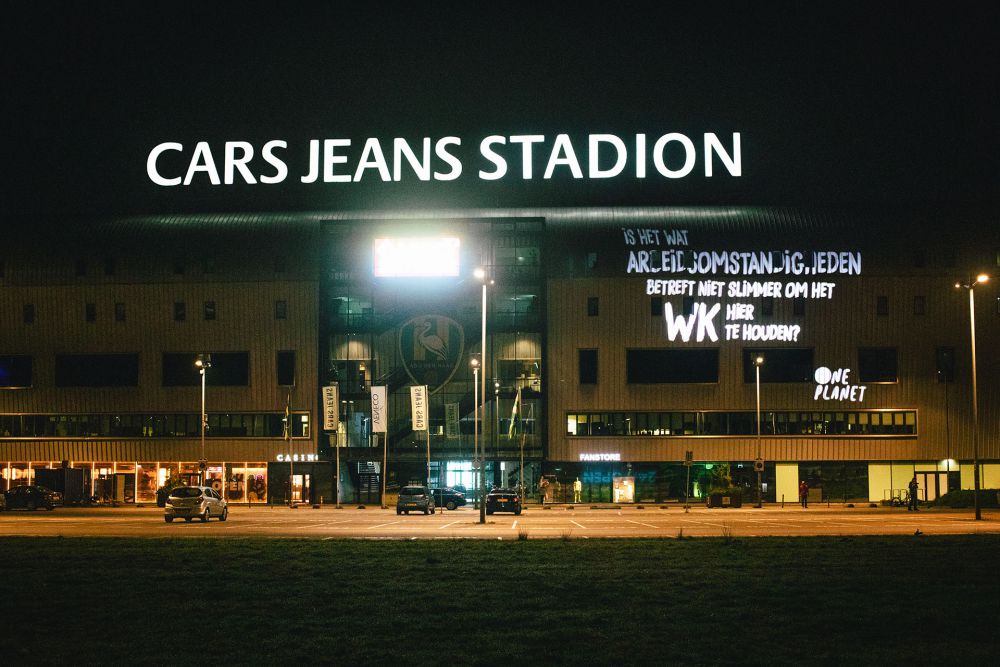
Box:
[4,485,63,511]
[431,487,467,511]
[485,488,522,515]
[396,485,435,515]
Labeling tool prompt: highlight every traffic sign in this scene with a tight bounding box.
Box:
[753,458,764,472]
[199,459,208,471]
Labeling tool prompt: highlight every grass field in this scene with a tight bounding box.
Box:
[5,535,998,665]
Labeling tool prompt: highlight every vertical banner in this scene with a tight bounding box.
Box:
[445,402,460,439]
[410,385,428,431]
[371,385,388,433]
[323,384,339,432]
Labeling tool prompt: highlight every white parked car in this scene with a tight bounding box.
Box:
[164,486,228,523]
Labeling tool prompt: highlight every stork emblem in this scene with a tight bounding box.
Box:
[398,315,465,393]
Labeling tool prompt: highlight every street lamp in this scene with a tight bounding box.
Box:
[494,380,500,468]
[470,356,480,514]
[475,266,492,525]
[194,354,211,485]
[955,272,989,521]
[753,354,765,508]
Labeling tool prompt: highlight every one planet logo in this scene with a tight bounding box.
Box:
[813,366,867,402]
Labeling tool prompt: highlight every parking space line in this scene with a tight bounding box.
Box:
[367,521,401,529]
[626,519,659,529]
[439,520,462,530]
[511,520,518,530]
[570,520,587,529]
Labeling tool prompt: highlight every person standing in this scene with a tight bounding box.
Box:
[908,476,920,511]
[573,477,582,503]
[799,480,809,508]
[539,477,550,505]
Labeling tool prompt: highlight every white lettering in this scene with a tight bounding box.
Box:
[146,142,183,186]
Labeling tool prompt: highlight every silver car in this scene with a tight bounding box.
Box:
[396,485,436,515]
[164,486,228,523]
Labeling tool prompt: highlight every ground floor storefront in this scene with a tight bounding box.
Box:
[541,460,1000,504]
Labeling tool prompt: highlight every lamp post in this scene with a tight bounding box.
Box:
[955,272,989,521]
[195,354,211,485]
[475,267,491,525]
[494,380,500,472]
[753,354,765,508]
[471,356,480,514]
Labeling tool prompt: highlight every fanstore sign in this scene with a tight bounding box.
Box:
[146,132,741,186]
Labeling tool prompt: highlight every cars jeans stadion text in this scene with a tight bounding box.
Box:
[145,132,742,186]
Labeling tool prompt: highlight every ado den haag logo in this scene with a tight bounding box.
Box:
[398,315,465,393]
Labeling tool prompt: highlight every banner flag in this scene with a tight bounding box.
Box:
[508,386,522,438]
[371,385,388,433]
[322,384,339,432]
[410,385,428,431]
[445,402,460,439]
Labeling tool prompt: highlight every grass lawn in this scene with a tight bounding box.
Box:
[4,535,998,665]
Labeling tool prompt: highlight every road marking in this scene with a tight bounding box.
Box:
[367,521,401,529]
[626,519,659,529]
[511,521,518,530]
[570,520,587,529]
[438,520,462,530]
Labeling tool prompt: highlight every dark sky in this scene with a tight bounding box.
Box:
[7,3,1000,219]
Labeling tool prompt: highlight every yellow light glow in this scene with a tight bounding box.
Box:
[976,273,990,284]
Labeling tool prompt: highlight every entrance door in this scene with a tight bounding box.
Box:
[918,472,948,502]
[613,476,635,503]
[291,473,311,502]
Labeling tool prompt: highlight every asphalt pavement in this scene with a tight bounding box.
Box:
[2,503,998,539]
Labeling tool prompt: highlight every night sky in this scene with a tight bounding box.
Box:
[7,3,1000,221]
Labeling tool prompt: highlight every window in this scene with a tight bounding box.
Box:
[173,302,186,322]
[650,296,662,317]
[626,349,719,383]
[0,355,32,388]
[935,347,955,383]
[586,297,598,317]
[277,351,296,386]
[760,296,774,317]
[114,302,126,322]
[55,354,139,387]
[743,348,814,383]
[75,259,86,276]
[579,349,598,384]
[876,295,888,317]
[172,259,185,275]
[913,295,925,316]
[203,301,216,321]
[585,252,598,272]
[23,304,35,324]
[793,298,805,316]
[858,347,898,383]
[85,303,97,322]
[162,352,249,386]
[682,296,695,316]
[103,258,116,275]
[275,300,288,320]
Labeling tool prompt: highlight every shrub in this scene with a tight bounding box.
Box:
[930,489,1000,509]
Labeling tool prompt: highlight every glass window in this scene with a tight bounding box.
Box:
[0,355,32,388]
[277,351,296,386]
[743,348,814,383]
[579,349,598,384]
[174,302,186,322]
[85,303,97,322]
[586,296,599,317]
[275,300,288,320]
[858,347,898,383]
[55,354,139,387]
[626,349,719,383]
[23,303,35,324]
[162,352,249,387]
[913,295,925,316]
[935,347,955,382]
[203,301,216,321]
[114,302,126,322]
[876,295,889,317]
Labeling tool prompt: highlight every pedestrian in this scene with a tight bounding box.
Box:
[539,477,550,505]
[799,480,809,508]
[908,476,919,511]
[573,477,582,503]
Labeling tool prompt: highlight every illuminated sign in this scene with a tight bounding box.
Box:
[813,367,867,402]
[276,454,319,462]
[624,227,861,344]
[145,133,742,186]
[580,453,621,462]
[373,237,460,277]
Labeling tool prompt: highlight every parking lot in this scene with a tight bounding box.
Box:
[2,503,998,539]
